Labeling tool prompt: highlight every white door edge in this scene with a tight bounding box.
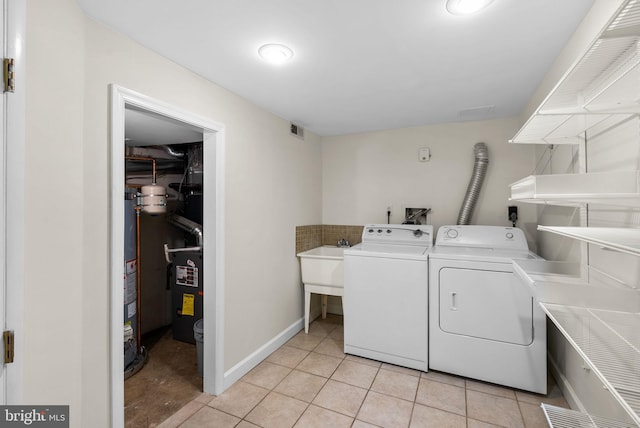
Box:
[3,0,26,405]
[109,85,225,427]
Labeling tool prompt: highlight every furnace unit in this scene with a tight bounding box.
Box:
[170,250,203,344]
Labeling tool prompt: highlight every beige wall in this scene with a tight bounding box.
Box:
[321,118,539,249]
[24,0,86,419]
[26,0,322,426]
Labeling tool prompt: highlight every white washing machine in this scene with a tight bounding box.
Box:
[344,224,433,371]
[429,225,547,394]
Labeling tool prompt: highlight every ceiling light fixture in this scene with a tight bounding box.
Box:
[258,43,294,65]
[446,0,494,15]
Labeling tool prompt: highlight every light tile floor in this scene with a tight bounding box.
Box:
[158,315,568,428]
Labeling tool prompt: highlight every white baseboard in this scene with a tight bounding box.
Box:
[222,317,303,390]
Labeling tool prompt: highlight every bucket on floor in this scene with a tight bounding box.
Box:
[193,318,204,376]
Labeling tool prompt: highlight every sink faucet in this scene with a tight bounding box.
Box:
[337,239,350,248]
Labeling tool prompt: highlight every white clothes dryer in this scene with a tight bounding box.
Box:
[344,224,433,371]
[429,225,547,394]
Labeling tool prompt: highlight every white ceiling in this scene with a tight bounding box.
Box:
[77,0,596,136]
[125,107,203,146]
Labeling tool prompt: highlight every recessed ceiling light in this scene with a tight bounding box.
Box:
[258,43,294,65]
[446,0,494,15]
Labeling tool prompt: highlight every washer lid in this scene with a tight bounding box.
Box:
[344,242,430,260]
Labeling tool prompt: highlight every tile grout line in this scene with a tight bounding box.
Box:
[351,363,381,427]
[171,399,209,428]
[226,338,307,428]
[515,398,527,428]
[464,382,524,428]
[175,318,554,428]
[204,381,269,427]
[292,368,333,426]
[407,389,417,428]
[264,333,324,428]
[184,365,544,428]
[269,327,346,428]
[465,381,469,428]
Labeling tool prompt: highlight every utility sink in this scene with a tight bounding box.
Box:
[296,246,345,287]
[296,246,345,333]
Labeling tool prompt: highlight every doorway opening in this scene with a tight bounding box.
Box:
[110,86,225,427]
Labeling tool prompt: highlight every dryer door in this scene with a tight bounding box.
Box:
[438,266,533,345]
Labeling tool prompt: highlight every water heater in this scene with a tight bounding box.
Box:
[124,191,138,369]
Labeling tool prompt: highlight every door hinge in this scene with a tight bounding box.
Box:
[3,58,15,93]
[3,331,14,364]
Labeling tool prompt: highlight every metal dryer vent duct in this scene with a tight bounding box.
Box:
[168,214,203,247]
[457,142,489,225]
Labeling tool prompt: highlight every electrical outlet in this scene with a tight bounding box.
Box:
[419,147,430,162]
[508,206,518,224]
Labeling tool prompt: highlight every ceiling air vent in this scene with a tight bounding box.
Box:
[290,123,304,139]
[458,105,495,120]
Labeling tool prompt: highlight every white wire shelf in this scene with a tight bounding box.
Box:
[513,259,640,305]
[541,304,640,426]
[540,37,640,115]
[516,3,640,427]
[510,0,640,145]
[509,113,634,145]
[537,226,640,257]
[514,259,640,426]
[509,171,640,207]
[542,404,636,428]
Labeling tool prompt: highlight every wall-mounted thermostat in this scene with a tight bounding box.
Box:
[419,147,430,162]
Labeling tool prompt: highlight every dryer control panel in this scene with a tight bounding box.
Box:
[436,225,528,251]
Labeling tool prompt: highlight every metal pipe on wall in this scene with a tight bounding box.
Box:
[457,142,489,225]
[126,156,158,183]
[168,214,203,247]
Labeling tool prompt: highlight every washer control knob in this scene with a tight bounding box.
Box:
[446,229,458,239]
[377,229,383,233]
[386,229,392,234]
[506,232,514,239]
[414,229,423,238]
[368,228,374,233]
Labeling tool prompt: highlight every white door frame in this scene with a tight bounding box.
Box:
[109,85,225,427]
[3,0,25,405]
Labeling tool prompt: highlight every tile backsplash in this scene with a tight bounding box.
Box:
[295,224,364,254]
[295,225,322,254]
[321,225,364,248]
